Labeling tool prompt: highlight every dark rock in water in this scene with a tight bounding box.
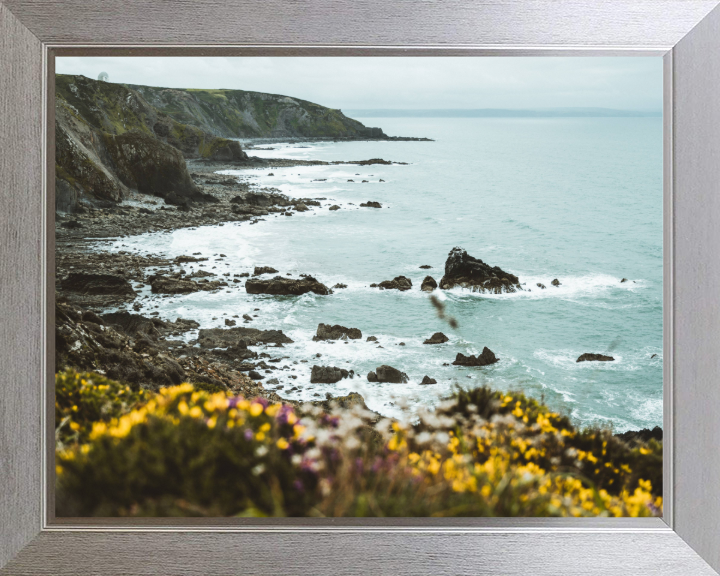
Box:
[246,275,332,296]
[332,283,348,289]
[439,247,521,293]
[253,266,279,276]
[375,365,409,383]
[150,275,198,294]
[197,327,293,348]
[367,371,378,382]
[366,336,378,342]
[248,370,264,380]
[242,314,253,322]
[419,265,432,269]
[61,273,135,297]
[62,220,83,229]
[175,255,207,263]
[576,353,614,362]
[650,353,658,359]
[420,275,437,292]
[423,332,449,345]
[453,347,499,367]
[313,323,362,341]
[347,179,354,183]
[420,375,437,385]
[268,172,274,176]
[621,278,628,283]
[369,283,378,288]
[360,201,382,208]
[329,205,341,211]
[536,283,546,289]
[295,203,309,212]
[615,426,663,447]
[225,318,236,326]
[378,276,412,291]
[311,365,351,383]
[551,278,561,286]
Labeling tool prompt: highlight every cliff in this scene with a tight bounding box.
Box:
[55,74,245,212]
[55,74,396,213]
[126,83,388,139]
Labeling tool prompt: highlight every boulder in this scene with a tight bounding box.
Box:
[419,265,433,269]
[225,319,236,326]
[310,365,351,383]
[366,336,378,342]
[150,276,198,294]
[316,391,368,411]
[423,332,449,345]
[60,273,135,297]
[452,347,499,367]
[551,278,561,286]
[329,205,341,211]
[332,283,348,289]
[439,247,521,293]
[295,203,309,212]
[420,275,437,292]
[536,283,546,289]
[360,201,382,208]
[253,266,279,276]
[576,353,614,362]
[375,365,409,383]
[101,311,162,340]
[313,323,362,341]
[420,376,437,385]
[245,275,332,296]
[377,276,412,291]
[196,327,293,348]
[621,278,628,283]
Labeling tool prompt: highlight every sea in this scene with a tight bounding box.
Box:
[105,116,663,432]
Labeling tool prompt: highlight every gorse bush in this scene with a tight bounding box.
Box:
[55,371,662,518]
[55,369,149,446]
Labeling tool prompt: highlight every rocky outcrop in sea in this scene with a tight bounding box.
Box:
[439,247,521,293]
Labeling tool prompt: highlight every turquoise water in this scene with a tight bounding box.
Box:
[109,117,663,432]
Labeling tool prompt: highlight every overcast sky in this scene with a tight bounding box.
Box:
[56,57,663,111]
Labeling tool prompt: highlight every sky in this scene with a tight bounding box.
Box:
[56,57,663,111]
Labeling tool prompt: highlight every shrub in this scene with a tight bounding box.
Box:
[55,370,149,447]
[55,371,662,518]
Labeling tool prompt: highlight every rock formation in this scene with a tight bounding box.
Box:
[310,365,352,383]
[439,247,521,293]
[423,332,449,345]
[245,275,332,296]
[420,275,437,292]
[576,353,614,362]
[377,276,412,291]
[452,347,499,367]
[313,323,362,341]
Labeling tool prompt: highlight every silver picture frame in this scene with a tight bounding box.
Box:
[2,0,720,573]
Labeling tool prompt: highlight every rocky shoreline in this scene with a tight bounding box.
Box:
[55,156,658,439]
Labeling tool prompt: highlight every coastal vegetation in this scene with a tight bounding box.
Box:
[56,370,662,518]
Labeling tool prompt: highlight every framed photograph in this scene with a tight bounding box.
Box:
[2,1,720,574]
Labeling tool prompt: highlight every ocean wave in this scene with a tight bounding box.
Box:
[442,273,642,302]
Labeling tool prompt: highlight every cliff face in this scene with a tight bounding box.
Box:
[127,83,388,139]
[55,75,247,212]
[55,74,389,213]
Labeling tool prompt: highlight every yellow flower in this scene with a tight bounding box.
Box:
[276,438,289,450]
[250,403,264,417]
